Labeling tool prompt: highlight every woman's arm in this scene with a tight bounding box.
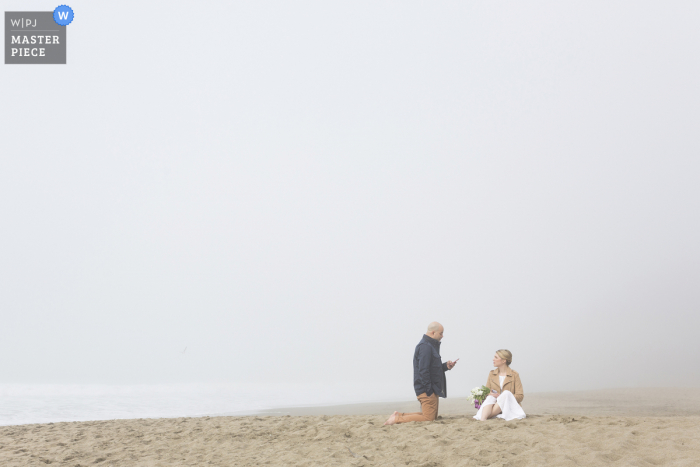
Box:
[486,374,499,395]
[513,373,524,404]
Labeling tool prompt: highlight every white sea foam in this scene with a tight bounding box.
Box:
[0,383,408,426]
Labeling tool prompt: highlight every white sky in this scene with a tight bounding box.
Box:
[1,1,699,398]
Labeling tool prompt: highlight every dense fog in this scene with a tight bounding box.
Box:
[2,1,699,399]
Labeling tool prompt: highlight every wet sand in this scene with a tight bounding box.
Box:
[260,387,700,417]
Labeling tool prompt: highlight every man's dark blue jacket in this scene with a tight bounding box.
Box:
[413,334,449,398]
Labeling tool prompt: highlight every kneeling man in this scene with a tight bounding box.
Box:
[384,322,457,425]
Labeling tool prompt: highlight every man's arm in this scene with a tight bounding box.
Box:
[416,345,433,396]
[442,358,458,371]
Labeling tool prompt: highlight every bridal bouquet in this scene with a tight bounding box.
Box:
[467,386,491,409]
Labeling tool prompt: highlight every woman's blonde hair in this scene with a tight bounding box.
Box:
[496,349,512,366]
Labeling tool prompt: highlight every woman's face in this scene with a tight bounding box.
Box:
[493,354,506,367]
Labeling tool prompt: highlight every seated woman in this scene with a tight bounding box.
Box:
[474,349,526,421]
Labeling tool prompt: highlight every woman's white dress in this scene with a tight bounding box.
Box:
[473,375,526,421]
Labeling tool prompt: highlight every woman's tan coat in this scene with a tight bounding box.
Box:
[486,367,524,404]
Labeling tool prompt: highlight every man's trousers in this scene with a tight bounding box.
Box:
[394,392,439,423]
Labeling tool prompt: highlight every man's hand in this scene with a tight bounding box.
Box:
[446,358,459,370]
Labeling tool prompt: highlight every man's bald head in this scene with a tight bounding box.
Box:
[426,321,444,341]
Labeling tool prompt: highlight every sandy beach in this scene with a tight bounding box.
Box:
[1,389,699,466]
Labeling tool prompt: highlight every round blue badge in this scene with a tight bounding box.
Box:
[53,5,74,26]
